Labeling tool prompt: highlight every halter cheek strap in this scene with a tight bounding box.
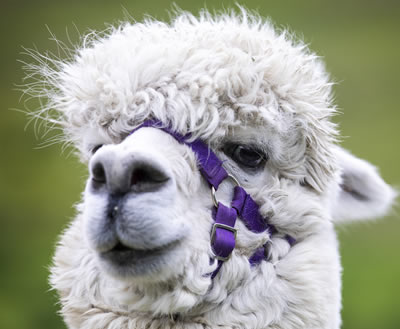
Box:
[130,120,295,278]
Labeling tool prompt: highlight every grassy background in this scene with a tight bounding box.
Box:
[1,0,399,328]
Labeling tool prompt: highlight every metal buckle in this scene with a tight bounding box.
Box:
[210,223,238,261]
[211,174,240,208]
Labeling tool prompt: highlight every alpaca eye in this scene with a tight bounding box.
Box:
[224,144,267,169]
[91,144,104,154]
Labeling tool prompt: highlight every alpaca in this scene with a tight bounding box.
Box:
[27,9,395,329]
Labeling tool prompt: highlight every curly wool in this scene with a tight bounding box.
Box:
[26,8,337,191]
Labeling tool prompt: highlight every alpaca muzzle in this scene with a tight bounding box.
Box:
[85,140,186,276]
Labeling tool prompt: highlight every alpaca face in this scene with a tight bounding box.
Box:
[83,124,275,282]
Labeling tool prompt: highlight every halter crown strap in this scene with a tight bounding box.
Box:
[130,120,295,278]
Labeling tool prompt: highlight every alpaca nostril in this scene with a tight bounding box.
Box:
[131,168,149,186]
[89,149,171,194]
[130,166,169,192]
[92,162,106,184]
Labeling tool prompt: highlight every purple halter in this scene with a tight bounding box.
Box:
[130,120,295,278]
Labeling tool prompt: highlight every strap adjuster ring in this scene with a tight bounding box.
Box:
[210,223,237,261]
[211,174,240,208]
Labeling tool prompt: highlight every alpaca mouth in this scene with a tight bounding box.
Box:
[99,239,182,276]
[112,242,132,252]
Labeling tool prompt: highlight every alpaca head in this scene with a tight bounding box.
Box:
[29,9,395,329]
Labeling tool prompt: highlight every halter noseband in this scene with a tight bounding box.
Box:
[130,120,295,278]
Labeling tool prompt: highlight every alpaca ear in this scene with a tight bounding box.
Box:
[330,147,396,222]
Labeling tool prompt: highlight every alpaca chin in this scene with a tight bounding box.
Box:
[98,238,184,278]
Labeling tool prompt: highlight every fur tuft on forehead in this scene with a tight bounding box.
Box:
[25,8,338,192]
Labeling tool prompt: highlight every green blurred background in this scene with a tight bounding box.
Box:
[1,0,399,328]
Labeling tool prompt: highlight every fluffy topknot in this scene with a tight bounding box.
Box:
[24,8,338,190]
